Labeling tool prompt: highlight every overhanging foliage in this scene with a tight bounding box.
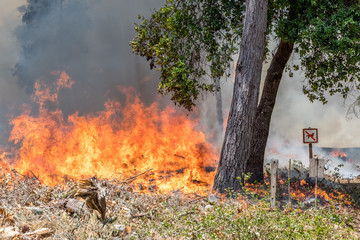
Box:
[131,0,360,109]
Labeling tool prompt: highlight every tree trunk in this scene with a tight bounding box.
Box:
[246,40,294,183]
[215,77,223,134]
[213,0,268,193]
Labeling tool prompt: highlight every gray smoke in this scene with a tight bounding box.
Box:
[14,0,168,113]
[0,0,28,146]
[0,0,174,146]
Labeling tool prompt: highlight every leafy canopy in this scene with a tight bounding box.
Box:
[131,0,245,110]
[131,0,360,110]
[297,1,360,102]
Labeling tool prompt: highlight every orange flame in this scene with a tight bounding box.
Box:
[289,180,352,205]
[240,179,351,206]
[0,149,11,172]
[32,71,74,109]
[330,151,348,158]
[8,72,218,194]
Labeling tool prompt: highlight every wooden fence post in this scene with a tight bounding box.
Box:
[270,159,279,208]
[309,158,325,208]
[288,159,291,204]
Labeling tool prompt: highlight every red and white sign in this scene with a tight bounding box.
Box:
[303,128,318,143]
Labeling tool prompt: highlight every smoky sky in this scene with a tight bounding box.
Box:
[0,0,168,146]
[0,0,28,146]
[0,0,360,153]
[13,0,167,115]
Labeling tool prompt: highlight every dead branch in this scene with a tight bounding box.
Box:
[11,169,26,178]
[120,168,153,184]
[174,154,185,159]
[29,171,40,182]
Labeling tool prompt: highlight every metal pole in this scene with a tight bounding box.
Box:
[309,143,313,158]
[315,157,318,209]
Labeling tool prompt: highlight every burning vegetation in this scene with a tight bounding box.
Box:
[1,72,360,238]
[6,71,217,194]
[331,151,348,159]
[1,161,360,239]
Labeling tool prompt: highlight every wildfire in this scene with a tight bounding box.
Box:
[300,179,306,186]
[330,151,348,158]
[240,177,352,206]
[0,152,7,169]
[6,72,218,194]
[290,179,352,205]
[0,149,11,173]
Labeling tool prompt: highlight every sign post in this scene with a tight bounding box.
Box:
[303,128,323,208]
[303,128,318,158]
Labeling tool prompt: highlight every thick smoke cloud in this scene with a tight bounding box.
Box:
[13,0,167,115]
[0,0,28,146]
[0,0,169,146]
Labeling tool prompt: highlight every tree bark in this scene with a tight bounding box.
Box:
[246,40,294,183]
[213,0,268,193]
[215,77,223,134]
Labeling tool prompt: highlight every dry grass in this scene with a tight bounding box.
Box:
[1,166,360,239]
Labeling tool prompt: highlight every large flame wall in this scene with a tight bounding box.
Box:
[9,72,217,193]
